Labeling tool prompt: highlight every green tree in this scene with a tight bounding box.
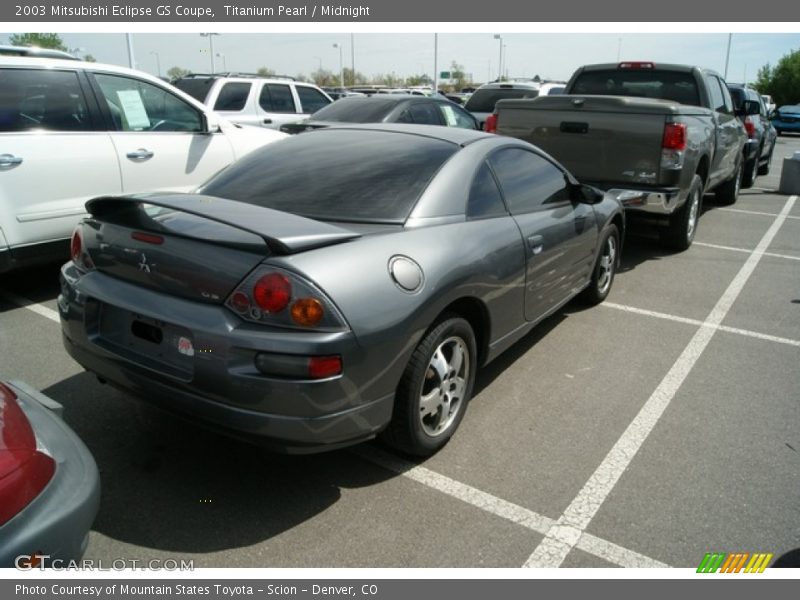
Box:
[753,48,800,107]
[448,60,470,92]
[83,54,96,63]
[256,67,276,77]
[9,33,67,51]
[167,66,191,81]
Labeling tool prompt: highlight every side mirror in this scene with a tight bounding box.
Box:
[203,112,222,133]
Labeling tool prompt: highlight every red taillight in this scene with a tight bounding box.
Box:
[131,231,164,245]
[484,113,498,133]
[70,228,82,263]
[0,383,56,526]
[618,61,655,69]
[253,273,291,313]
[662,123,687,151]
[308,356,342,379]
[743,116,756,139]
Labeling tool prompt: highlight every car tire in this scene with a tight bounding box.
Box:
[715,161,742,206]
[381,316,477,456]
[758,142,775,176]
[664,174,703,251]
[741,152,759,188]
[581,224,619,305]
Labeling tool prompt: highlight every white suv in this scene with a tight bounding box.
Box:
[0,57,286,273]
[173,73,333,130]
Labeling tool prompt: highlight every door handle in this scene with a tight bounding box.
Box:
[262,118,273,125]
[126,148,154,160]
[0,153,23,167]
[527,235,544,255]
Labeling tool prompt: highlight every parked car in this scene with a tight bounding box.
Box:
[279,95,480,133]
[490,61,748,250]
[771,104,800,136]
[0,380,99,567]
[464,80,541,129]
[761,94,775,114]
[59,125,624,456]
[173,73,333,130]
[727,84,777,186]
[0,57,286,273]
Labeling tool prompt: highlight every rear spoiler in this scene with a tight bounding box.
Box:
[85,193,361,255]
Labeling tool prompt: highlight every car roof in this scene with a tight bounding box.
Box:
[303,123,492,146]
[331,95,452,105]
[475,80,541,90]
[0,45,78,60]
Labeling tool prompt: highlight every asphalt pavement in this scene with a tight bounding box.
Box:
[2,135,799,568]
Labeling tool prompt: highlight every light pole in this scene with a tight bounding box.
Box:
[125,33,135,69]
[503,44,507,79]
[494,34,502,82]
[724,33,732,79]
[350,33,355,85]
[150,51,161,77]
[200,33,220,73]
[313,56,322,72]
[333,43,343,89]
[216,52,227,72]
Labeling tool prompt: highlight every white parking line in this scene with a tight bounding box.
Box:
[0,292,60,323]
[602,302,800,348]
[524,195,797,568]
[694,241,800,262]
[352,445,668,568]
[718,207,800,220]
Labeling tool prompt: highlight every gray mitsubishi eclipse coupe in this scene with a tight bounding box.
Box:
[59,125,624,456]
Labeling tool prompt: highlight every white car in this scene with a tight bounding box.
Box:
[0,57,286,273]
[172,73,333,131]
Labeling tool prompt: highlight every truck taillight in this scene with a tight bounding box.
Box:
[484,113,498,133]
[662,123,687,151]
[743,116,756,139]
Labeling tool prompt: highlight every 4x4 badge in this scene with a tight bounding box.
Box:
[138,253,153,273]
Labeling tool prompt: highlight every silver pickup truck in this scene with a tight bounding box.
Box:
[491,62,748,250]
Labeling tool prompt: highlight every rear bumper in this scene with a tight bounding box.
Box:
[0,381,100,568]
[58,264,395,453]
[604,187,682,216]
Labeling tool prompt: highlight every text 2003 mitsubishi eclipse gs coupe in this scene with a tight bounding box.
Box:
[59,125,624,456]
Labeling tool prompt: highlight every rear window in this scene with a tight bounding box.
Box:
[464,88,539,113]
[308,98,399,123]
[571,69,700,106]
[199,130,458,223]
[172,78,215,103]
[213,82,251,111]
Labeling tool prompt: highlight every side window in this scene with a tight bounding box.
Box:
[296,86,331,114]
[406,102,443,125]
[396,109,414,123]
[213,82,251,111]
[718,80,734,114]
[706,76,726,113]
[488,148,570,215]
[440,103,477,129]
[259,84,296,113]
[0,68,90,132]
[94,73,203,132]
[467,162,507,219]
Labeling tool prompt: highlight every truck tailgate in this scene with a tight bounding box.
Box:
[496,95,695,187]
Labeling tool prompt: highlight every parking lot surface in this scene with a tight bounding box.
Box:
[2,135,799,568]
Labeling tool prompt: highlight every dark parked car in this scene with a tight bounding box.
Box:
[59,125,623,456]
[464,81,541,129]
[772,104,800,136]
[0,380,99,567]
[727,84,777,187]
[279,95,479,133]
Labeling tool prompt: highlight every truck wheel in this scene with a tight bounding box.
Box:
[581,224,619,305]
[742,153,758,188]
[664,175,703,251]
[758,142,775,176]
[715,162,742,205]
[381,316,477,456]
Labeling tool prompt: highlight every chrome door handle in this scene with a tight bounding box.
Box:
[0,153,23,167]
[527,235,544,255]
[126,148,154,160]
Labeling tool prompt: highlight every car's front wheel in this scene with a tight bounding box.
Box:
[742,152,759,188]
[382,316,477,456]
[758,141,775,176]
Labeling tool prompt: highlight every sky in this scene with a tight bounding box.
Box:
[2,31,798,85]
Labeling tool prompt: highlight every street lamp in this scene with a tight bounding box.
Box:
[494,34,503,81]
[150,51,161,77]
[200,33,220,73]
[313,56,322,72]
[333,43,343,89]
